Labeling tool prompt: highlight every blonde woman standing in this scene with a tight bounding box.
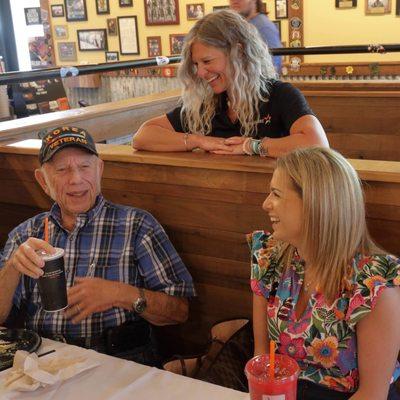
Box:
[250,147,400,399]
[132,10,328,158]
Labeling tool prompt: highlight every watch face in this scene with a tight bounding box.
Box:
[134,298,147,314]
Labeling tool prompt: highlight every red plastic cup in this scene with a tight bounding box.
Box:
[245,353,300,400]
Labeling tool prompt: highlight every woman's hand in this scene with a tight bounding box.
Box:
[210,136,246,155]
[194,135,233,153]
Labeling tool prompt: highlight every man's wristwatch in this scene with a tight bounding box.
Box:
[133,287,147,314]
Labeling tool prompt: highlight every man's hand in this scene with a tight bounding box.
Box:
[10,238,56,279]
[65,277,120,323]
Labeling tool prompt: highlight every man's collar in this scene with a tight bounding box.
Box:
[49,194,106,231]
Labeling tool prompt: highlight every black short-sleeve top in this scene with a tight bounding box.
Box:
[166,80,314,139]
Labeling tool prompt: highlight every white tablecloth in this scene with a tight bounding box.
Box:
[0,339,250,400]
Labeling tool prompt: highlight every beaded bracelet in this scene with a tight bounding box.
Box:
[257,139,269,157]
[242,138,253,155]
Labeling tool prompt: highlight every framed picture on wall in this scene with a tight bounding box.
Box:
[54,25,69,39]
[119,0,133,6]
[147,36,162,57]
[65,0,88,21]
[105,51,119,62]
[51,4,65,17]
[24,7,42,25]
[169,34,185,55]
[275,0,288,19]
[335,0,357,8]
[186,3,205,20]
[58,42,77,61]
[118,16,140,55]
[144,0,180,25]
[212,5,229,11]
[396,0,400,14]
[77,29,108,51]
[96,0,110,14]
[273,21,281,39]
[107,18,118,35]
[365,0,391,13]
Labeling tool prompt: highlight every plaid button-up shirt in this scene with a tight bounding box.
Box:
[1,195,195,339]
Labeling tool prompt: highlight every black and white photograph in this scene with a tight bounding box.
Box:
[145,0,180,25]
[65,0,88,21]
[51,4,65,17]
[77,29,108,51]
[275,0,288,19]
[96,0,110,14]
[54,25,69,39]
[106,51,119,62]
[24,7,42,25]
[366,0,391,13]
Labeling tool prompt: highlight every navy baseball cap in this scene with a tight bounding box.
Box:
[39,126,98,164]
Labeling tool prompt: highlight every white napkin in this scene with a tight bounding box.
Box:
[1,349,100,392]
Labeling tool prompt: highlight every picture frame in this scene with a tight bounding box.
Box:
[54,25,69,39]
[51,4,65,17]
[397,0,400,14]
[96,0,110,14]
[24,7,42,25]
[77,29,108,51]
[64,0,88,22]
[119,0,133,6]
[365,0,391,13]
[147,36,162,57]
[273,20,281,40]
[57,42,77,61]
[212,5,229,11]
[275,0,288,19]
[335,0,357,8]
[107,18,118,35]
[118,16,139,55]
[144,0,180,25]
[186,3,205,20]
[169,34,185,55]
[106,51,119,62]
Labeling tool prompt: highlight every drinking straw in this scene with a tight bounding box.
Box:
[269,340,275,379]
[44,217,49,243]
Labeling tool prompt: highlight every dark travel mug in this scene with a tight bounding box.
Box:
[37,248,68,312]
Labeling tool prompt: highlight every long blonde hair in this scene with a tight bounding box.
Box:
[276,147,383,302]
[178,10,277,137]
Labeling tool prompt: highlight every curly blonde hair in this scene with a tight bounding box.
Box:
[178,10,277,137]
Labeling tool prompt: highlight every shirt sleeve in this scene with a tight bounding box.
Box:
[134,211,196,298]
[0,228,32,310]
[275,82,315,132]
[345,254,400,330]
[248,230,282,298]
[166,105,185,133]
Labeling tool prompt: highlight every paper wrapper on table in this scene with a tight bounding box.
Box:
[1,349,100,392]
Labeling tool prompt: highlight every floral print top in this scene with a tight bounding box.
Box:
[249,231,400,393]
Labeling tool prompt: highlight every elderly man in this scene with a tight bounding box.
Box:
[229,0,282,73]
[0,126,195,366]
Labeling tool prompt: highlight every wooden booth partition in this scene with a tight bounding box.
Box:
[0,145,399,357]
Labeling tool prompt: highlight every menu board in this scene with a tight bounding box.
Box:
[11,78,69,118]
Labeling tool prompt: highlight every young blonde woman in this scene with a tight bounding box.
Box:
[249,147,400,399]
[132,10,328,157]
